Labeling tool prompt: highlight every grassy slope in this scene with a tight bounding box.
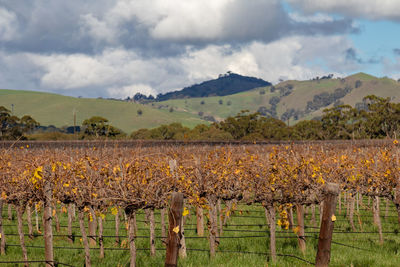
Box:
[1,73,399,133]
[0,90,207,133]
[154,87,277,121]
[156,73,400,122]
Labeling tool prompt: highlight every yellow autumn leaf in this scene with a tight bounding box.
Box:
[63,183,70,187]
[182,207,189,217]
[173,226,180,234]
[331,215,336,222]
[52,209,56,217]
[111,206,119,216]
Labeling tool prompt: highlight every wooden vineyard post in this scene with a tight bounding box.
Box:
[315,183,339,267]
[165,192,184,267]
[0,200,6,255]
[149,208,156,256]
[295,204,306,253]
[127,209,137,267]
[43,177,54,267]
[196,206,204,236]
[16,205,28,267]
[78,208,91,267]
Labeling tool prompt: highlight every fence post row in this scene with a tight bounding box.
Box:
[315,182,339,267]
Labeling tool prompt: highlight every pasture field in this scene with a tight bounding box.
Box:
[1,199,400,267]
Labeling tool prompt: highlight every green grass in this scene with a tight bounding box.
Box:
[2,196,400,266]
[0,89,207,134]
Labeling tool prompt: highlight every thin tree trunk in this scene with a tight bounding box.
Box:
[265,204,276,262]
[0,200,6,255]
[356,193,360,213]
[7,204,12,221]
[71,204,76,221]
[43,179,54,267]
[53,204,60,233]
[35,204,40,232]
[78,208,91,267]
[127,210,137,267]
[115,210,120,245]
[208,197,218,257]
[222,200,234,226]
[149,208,156,257]
[373,196,383,244]
[16,206,28,267]
[98,215,104,258]
[161,208,167,244]
[67,204,74,243]
[179,217,187,259]
[311,204,316,227]
[288,207,294,230]
[296,204,306,253]
[349,194,356,231]
[88,206,97,247]
[217,199,223,236]
[26,205,33,238]
[385,198,390,220]
[338,192,342,215]
[196,207,204,236]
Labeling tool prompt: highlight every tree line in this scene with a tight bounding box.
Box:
[131,95,400,141]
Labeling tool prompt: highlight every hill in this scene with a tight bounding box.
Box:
[1,72,400,134]
[154,73,400,124]
[155,72,271,101]
[0,89,207,134]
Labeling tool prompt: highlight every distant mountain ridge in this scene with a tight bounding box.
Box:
[156,72,271,101]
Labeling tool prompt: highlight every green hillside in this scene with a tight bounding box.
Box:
[1,73,400,134]
[155,73,400,123]
[0,89,207,133]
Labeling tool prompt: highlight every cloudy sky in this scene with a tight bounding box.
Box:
[0,0,399,98]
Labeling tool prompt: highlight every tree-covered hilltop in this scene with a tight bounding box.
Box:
[155,72,271,101]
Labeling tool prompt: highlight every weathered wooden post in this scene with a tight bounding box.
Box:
[315,183,339,267]
[165,192,184,267]
[295,204,306,253]
[0,200,6,255]
[43,172,54,267]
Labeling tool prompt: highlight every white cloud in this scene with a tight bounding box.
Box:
[182,35,354,84]
[4,34,356,98]
[287,0,400,20]
[80,0,287,43]
[107,84,156,98]
[0,8,18,41]
[289,12,334,23]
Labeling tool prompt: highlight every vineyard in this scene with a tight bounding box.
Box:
[1,141,400,266]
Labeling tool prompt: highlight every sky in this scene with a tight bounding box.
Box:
[0,0,399,98]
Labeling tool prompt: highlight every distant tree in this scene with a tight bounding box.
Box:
[218,99,223,105]
[82,116,124,138]
[200,100,205,105]
[227,100,232,106]
[198,111,204,117]
[137,109,143,116]
[0,106,40,139]
[355,80,362,88]
[169,107,174,112]
[259,89,265,95]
